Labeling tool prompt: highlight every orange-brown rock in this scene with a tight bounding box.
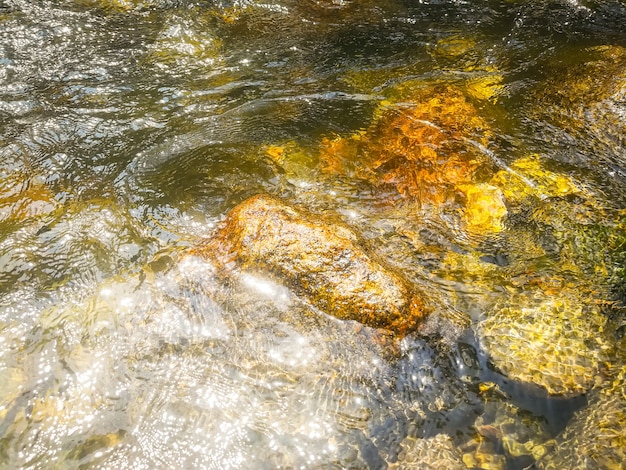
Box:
[195,194,426,335]
[319,86,491,205]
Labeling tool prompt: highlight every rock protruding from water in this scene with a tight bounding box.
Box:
[476,292,609,397]
[195,194,427,335]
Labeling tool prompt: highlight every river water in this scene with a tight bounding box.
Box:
[0,0,625,469]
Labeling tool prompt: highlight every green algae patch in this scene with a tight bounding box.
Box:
[194,194,427,336]
[476,292,610,397]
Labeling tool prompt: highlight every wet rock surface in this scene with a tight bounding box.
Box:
[194,194,427,336]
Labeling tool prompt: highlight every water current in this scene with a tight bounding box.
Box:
[0,0,625,469]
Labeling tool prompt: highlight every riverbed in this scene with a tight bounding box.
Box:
[0,1,625,468]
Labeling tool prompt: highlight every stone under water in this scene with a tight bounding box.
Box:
[319,86,490,206]
[476,292,609,397]
[537,364,626,469]
[194,194,427,336]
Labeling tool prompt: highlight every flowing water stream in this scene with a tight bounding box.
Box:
[0,1,625,468]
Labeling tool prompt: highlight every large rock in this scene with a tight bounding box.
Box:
[194,194,427,335]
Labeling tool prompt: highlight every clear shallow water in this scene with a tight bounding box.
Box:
[0,0,625,468]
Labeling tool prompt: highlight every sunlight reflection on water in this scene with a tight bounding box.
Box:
[0,0,625,468]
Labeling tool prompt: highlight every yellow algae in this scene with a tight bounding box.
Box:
[490,155,580,205]
[465,72,504,102]
[0,173,57,224]
[431,35,477,58]
[459,183,508,234]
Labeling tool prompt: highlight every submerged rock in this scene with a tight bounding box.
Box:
[388,433,466,469]
[319,86,491,206]
[194,194,427,335]
[461,395,554,469]
[537,364,626,470]
[476,292,609,397]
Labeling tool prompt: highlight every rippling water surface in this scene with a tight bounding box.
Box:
[0,0,625,468]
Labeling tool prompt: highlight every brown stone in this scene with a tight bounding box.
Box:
[319,86,491,205]
[194,194,426,335]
